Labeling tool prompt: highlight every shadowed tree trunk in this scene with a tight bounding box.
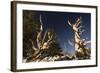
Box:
[23,10,41,58]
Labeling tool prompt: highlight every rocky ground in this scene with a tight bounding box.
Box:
[24,49,76,62]
[23,47,90,63]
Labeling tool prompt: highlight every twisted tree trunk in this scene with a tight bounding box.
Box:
[68,17,90,59]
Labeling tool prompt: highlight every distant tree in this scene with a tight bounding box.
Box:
[67,17,91,59]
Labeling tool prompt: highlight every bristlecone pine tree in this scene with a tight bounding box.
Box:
[23,11,73,62]
[68,17,91,60]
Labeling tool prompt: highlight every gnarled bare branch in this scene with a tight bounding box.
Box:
[68,20,72,27]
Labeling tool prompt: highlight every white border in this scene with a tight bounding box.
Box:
[16,3,96,69]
